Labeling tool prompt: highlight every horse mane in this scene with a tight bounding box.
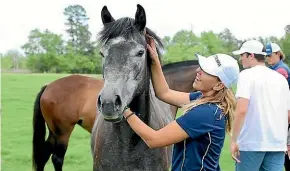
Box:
[148,81,173,129]
[97,17,164,62]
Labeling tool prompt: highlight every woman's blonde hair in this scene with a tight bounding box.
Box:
[181,86,236,134]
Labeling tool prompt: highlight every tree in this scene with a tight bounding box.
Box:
[22,29,64,55]
[1,49,25,69]
[200,31,228,55]
[285,25,290,34]
[64,5,94,55]
[280,33,290,64]
[21,29,66,72]
[162,30,205,63]
[218,28,239,54]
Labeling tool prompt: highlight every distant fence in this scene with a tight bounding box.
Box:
[1,69,32,73]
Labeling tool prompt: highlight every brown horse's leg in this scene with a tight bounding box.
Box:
[37,131,56,171]
[51,127,74,171]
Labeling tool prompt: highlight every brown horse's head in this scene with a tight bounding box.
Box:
[97,4,163,122]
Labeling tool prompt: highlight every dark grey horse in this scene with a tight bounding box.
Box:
[91,4,174,171]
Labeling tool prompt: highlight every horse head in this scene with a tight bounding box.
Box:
[97,4,163,123]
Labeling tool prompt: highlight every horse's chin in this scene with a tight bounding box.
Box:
[102,114,123,123]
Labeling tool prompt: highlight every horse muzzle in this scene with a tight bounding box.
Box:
[97,89,125,123]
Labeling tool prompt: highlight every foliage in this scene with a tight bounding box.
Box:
[1,4,290,74]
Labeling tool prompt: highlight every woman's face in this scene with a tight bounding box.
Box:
[266,52,280,66]
[192,67,221,92]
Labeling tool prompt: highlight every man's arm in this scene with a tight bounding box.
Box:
[231,98,249,142]
[231,71,251,142]
[287,124,290,146]
[287,91,290,147]
[288,110,290,124]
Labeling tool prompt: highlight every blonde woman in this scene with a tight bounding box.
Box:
[123,36,240,171]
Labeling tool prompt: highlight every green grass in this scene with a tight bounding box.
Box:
[1,73,234,171]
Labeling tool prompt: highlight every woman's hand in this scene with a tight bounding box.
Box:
[146,35,160,65]
[123,107,133,118]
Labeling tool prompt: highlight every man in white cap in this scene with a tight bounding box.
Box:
[230,40,290,171]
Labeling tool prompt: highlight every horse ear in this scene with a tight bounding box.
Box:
[101,6,115,24]
[134,4,146,32]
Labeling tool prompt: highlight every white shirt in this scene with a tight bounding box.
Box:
[235,65,290,151]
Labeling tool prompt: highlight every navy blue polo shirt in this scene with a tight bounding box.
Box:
[172,91,226,171]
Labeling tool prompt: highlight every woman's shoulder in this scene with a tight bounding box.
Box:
[187,103,222,117]
[187,103,224,123]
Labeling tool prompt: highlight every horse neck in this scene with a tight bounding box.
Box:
[147,80,173,129]
[109,65,152,144]
[128,86,150,124]
[128,57,151,122]
[164,65,197,93]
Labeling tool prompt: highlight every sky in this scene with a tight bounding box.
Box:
[1,0,290,54]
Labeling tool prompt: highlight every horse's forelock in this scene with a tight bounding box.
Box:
[97,17,163,63]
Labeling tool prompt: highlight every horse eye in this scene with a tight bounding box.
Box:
[137,50,145,57]
[99,51,104,57]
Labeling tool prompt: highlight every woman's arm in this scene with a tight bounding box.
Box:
[124,111,189,148]
[123,105,216,148]
[124,115,188,148]
[147,36,191,107]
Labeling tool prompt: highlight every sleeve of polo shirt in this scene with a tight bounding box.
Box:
[276,68,288,78]
[176,105,216,139]
[235,71,251,99]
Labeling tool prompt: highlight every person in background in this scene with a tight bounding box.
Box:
[230,40,290,171]
[265,42,290,87]
[266,42,290,170]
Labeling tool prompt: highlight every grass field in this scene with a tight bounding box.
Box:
[1,73,235,171]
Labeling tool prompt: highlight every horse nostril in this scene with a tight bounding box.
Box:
[115,95,122,111]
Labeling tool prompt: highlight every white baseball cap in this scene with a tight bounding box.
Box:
[232,40,266,55]
[195,53,240,88]
[265,42,281,55]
